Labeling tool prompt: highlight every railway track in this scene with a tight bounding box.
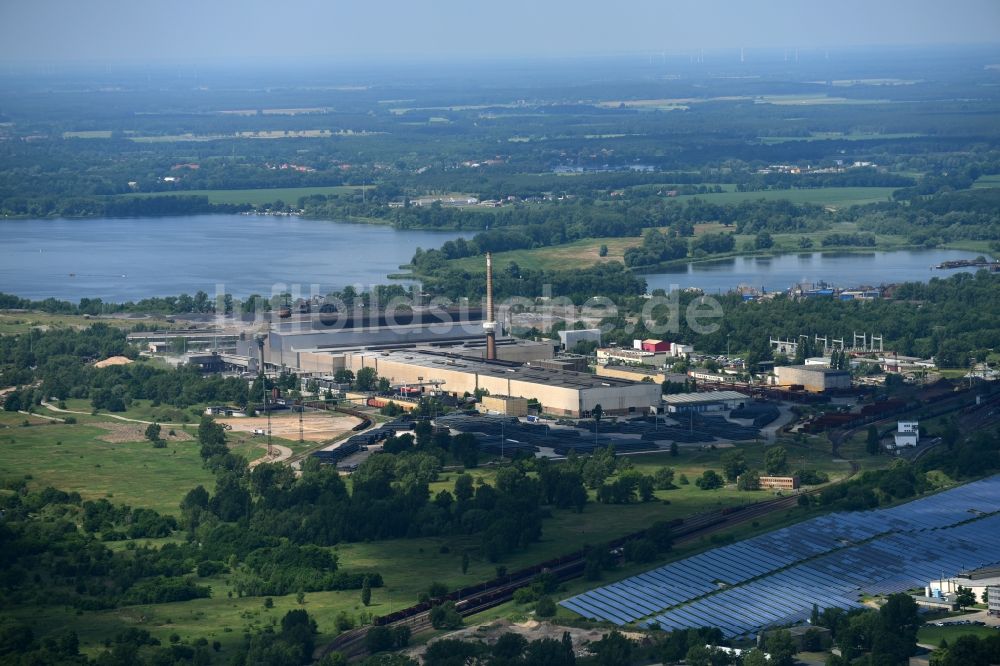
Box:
[314,400,896,661]
[315,493,818,661]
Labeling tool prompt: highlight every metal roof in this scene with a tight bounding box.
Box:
[355,350,647,390]
[661,391,748,405]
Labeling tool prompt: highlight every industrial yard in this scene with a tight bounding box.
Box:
[217,411,361,442]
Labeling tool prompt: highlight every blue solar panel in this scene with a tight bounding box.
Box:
[560,475,1000,637]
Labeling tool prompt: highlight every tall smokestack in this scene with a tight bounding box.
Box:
[484,251,497,360]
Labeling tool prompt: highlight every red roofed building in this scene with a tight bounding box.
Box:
[641,339,670,353]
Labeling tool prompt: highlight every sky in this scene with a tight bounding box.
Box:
[1,0,999,64]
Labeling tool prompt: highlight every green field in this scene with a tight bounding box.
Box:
[0,411,212,516]
[0,311,181,336]
[449,235,642,272]
[759,132,923,144]
[675,186,897,207]
[973,174,1000,189]
[62,130,114,139]
[56,397,202,425]
[917,623,999,646]
[127,185,364,206]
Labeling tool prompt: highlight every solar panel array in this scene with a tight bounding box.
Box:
[561,475,1000,635]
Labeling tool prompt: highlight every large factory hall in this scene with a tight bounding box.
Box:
[230,253,662,417]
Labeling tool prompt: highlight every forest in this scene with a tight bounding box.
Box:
[573,270,1000,367]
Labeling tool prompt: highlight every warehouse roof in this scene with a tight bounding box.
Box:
[353,350,647,390]
[662,391,748,405]
[779,364,851,374]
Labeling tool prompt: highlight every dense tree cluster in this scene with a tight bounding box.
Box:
[820,594,921,664]
[624,229,689,268]
[409,198,829,273]
[0,326,250,411]
[392,630,576,666]
[631,271,999,368]
[817,461,932,511]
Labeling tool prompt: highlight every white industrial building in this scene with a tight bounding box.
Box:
[927,566,1000,603]
[597,347,669,367]
[892,421,919,449]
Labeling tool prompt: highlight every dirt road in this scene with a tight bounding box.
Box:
[40,401,187,427]
[248,443,294,468]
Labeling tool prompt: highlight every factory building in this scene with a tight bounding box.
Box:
[291,338,553,375]
[559,328,602,350]
[532,356,589,373]
[773,365,852,392]
[597,346,669,367]
[637,339,670,353]
[478,395,529,417]
[892,421,919,449]
[241,307,497,368]
[341,349,661,417]
[758,476,800,491]
[688,369,741,384]
[927,567,1000,603]
[661,390,747,413]
[632,339,692,357]
[596,365,687,385]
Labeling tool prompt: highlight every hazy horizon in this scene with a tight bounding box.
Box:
[2,0,999,65]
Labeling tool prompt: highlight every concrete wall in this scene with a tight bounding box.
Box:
[774,365,851,392]
[480,395,529,417]
[296,350,345,375]
[577,383,662,416]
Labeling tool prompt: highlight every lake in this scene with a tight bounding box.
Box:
[0,215,465,301]
[643,249,987,294]
[0,216,988,301]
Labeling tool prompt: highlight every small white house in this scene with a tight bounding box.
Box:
[893,421,919,449]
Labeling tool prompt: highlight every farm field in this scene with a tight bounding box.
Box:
[972,174,1000,189]
[128,129,377,142]
[758,132,923,143]
[674,185,897,207]
[126,185,363,206]
[62,130,114,139]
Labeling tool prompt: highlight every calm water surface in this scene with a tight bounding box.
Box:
[0,215,465,301]
[0,216,987,300]
[644,249,986,294]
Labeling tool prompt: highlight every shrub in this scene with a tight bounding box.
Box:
[535,596,557,617]
[429,602,462,630]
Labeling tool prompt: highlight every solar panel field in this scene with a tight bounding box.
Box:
[560,475,1000,637]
